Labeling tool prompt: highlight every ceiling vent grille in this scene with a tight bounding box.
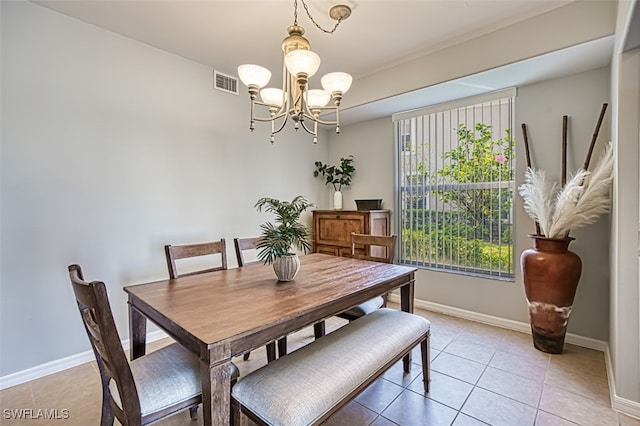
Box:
[213,70,239,95]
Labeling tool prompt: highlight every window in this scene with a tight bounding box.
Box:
[393,89,515,279]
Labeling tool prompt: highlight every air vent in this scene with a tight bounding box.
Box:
[213,70,239,95]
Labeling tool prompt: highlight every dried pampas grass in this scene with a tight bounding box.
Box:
[519,142,613,238]
[518,168,556,236]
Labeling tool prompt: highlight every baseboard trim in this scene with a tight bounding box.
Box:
[387,295,607,351]
[605,346,640,420]
[0,330,168,390]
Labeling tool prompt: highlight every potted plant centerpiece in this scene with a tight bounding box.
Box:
[313,155,355,210]
[255,195,313,281]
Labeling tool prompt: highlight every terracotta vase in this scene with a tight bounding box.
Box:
[521,235,582,354]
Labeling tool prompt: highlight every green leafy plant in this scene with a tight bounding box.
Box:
[313,155,356,191]
[434,123,514,241]
[255,196,313,264]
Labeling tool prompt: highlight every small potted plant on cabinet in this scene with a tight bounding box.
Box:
[313,155,355,210]
[255,195,313,281]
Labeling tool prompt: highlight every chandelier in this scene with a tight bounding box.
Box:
[237,0,352,144]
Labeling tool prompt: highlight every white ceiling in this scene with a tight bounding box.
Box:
[31,0,614,124]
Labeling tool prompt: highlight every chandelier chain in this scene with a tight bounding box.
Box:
[294,0,344,34]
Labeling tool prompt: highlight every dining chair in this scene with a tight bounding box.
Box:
[164,239,227,279]
[315,233,398,339]
[234,237,283,362]
[339,233,397,317]
[68,264,239,426]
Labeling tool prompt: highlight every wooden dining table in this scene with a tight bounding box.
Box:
[124,253,417,426]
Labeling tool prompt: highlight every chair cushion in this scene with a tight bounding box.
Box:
[109,343,239,416]
[341,296,384,318]
[232,308,430,426]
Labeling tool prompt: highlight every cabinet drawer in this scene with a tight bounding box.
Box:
[315,213,366,247]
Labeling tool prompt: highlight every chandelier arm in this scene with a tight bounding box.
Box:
[270,112,289,135]
[251,101,289,123]
[298,118,316,136]
[300,108,339,126]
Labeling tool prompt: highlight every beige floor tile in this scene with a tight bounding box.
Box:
[431,353,486,385]
[145,336,175,352]
[477,366,543,407]
[548,349,607,381]
[544,362,610,403]
[354,377,404,413]
[370,415,400,425]
[539,384,618,426]
[381,389,458,426]
[497,330,547,357]
[0,409,41,426]
[489,349,548,383]
[324,400,378,426]
[443,339,496,365]
[408,370,473,410]
[0,382,34,410]
[56,400,102,426]
[430,329,458,351]
[452,413,491,425]
[535,410,581,426]
[30,363,101,411]
[382,360,423,388]
[461,387,537,426]
[618,413,640,425]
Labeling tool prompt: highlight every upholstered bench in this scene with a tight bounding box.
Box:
[231,308,431,426]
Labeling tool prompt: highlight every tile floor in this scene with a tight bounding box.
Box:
[1,306,639,426]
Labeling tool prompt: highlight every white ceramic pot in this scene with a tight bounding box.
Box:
[334,190,343,210]
[273,253,300,281]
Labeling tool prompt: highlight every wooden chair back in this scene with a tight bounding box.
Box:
[350,233,397,264]
[233,237,263,267]
[68,264,139,422]
[164,239,228,279]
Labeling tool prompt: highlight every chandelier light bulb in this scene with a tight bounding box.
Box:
[237,64,272,88]
[260,88,285,107]
[284,50,321,79]
[306,89,331,108]
[321,72,352,95]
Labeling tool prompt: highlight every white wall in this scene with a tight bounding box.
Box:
[610,0,640,407]
[320,117,395,212]
[0,1,329,377]
[332,67,612,342]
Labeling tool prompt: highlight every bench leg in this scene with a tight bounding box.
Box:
[314,321,326,339]
[277,337,287,358]
[266,342,277,363]
[421,331,431,393]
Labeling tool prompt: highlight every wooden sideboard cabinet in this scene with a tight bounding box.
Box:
[313,210,391,257]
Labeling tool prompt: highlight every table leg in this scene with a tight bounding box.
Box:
[128,303,147,360]
[201,360,232,426]
[400,277,415,373]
